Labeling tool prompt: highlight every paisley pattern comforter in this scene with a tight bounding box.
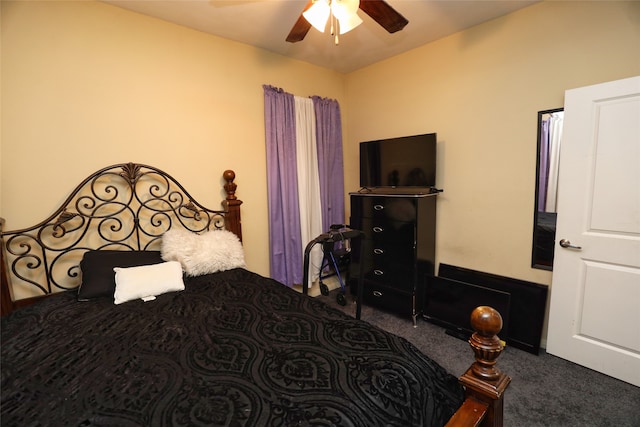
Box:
[1,268,463,426]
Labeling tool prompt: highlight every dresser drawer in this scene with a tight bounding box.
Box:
[359,281,419,317]
[363,267,415,292]
[359,218,415,244]
[369,244,415,277]
[352,196,418,222]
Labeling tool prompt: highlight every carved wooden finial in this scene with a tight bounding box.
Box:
[469,306,504,380]
[223,170,237,201]
[452,305,511,426]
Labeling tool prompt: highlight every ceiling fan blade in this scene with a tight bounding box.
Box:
[286,1,314,43]
[359,0,408,34]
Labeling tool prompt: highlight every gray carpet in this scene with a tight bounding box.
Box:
[317,290,640,427]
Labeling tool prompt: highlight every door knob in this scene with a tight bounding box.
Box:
[559,239,582,250]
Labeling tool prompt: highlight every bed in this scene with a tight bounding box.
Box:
[1,162,509,426]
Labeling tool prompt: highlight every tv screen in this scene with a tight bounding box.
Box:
[360,133,436,189]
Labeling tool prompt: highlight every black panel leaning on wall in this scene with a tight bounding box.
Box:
[435,264,548,355]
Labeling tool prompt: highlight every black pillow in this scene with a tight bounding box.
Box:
[78,250,164,301]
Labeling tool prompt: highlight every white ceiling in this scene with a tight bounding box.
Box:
[102,0,539,74]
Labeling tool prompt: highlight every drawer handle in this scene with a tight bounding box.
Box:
[373,248,384,255]
[373,227,384,233]
[374,270,384,276]
[373,290,383,297]
[374,205,384,211]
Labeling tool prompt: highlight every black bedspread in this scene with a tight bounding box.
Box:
[1,268,464,426]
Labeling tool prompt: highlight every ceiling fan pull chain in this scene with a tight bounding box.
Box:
[332,12,339,45]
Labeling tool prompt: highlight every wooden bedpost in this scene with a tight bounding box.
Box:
[223,170,243,242]
[446,306,511,427]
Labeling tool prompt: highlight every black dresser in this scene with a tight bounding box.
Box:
[348,191,437,326]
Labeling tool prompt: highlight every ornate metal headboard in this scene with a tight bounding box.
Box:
[0,163,242,309]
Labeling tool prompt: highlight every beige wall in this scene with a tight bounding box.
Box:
[0,0,345,279]
[2,0,639,301]
[345,0,640,287]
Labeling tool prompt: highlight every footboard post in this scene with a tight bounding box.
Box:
[447,306,511,427]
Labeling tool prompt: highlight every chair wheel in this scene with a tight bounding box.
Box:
[336,293,347,306]
[320,283,330,296]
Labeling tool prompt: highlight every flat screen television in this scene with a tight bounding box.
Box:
[360,133,436,189]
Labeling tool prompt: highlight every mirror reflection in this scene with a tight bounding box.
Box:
[532,108,564,270]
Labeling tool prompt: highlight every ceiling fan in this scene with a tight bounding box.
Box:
[286,0,409,43]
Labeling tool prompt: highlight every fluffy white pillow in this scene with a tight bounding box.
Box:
[161,229,245,276]
[160,228,195,267]
[113,261,185,305]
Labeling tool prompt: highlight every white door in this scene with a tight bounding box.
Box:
[546,76,640,387]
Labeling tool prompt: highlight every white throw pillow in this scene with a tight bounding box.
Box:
[113,261,185,305]
[160,228,196,267]
[161,229,245,276]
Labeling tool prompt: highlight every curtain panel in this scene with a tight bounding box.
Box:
[313,96,346,232]
[263,86,302,287]
[538,112,564,213]
[263,85,345,288]
[545,112,563,213]
[538,118,550,211]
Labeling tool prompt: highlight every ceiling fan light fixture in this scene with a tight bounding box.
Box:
[303,0,362,36]
[332,0,359,19]
[333,0,362,34]
[337,13,362,34]
[303,0,331,33]
[287,0,408,44]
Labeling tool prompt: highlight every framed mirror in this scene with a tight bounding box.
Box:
[532,108,564,270]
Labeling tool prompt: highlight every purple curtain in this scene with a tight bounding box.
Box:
[263,85,302,287]
[263,87,345,287]
[538,118,550,211]
[312,96,345,231]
